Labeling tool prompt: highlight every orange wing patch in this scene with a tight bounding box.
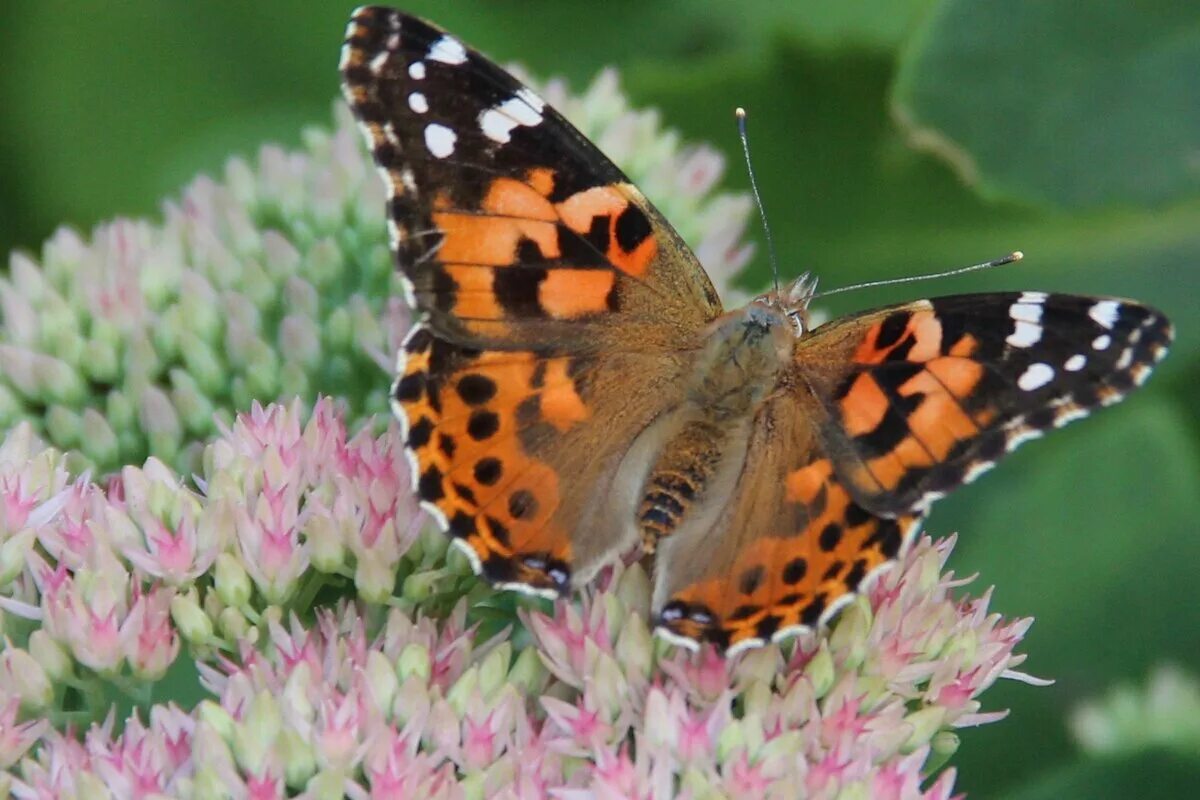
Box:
[556,185,658,278]
[838,359,995,492]
[838,373,890,438]
[394,329,595,593]
[661,457,916,653]
[538,269,614,320]
[853,305,940,365]
[433,208,559,266]
[482,176,558,221]
[834,305,1001,494]
[420,176,657,325]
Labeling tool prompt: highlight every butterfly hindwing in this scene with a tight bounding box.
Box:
[652,395,921,654]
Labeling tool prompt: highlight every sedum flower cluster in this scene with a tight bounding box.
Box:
[1070,664,1200,757]
[0,70,1038,797]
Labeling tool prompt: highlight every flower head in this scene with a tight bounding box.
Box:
[0,65,1038,797]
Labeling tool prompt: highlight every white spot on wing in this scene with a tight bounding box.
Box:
[1092,334,1112,351]
[1019,291,1048,304]
[962,460,996,484]
[479,110,518,145]
[450,537,483,575]
[516,87,547,112]
[817,593,858,629]
[423,123,457,158]
[403,449,420,491]
[408,61,426,79]
[408,92,428,113]
[397,274,416,307]
[725,636,768,658]
[420,500,448,531]
[1115,347,1133,370]
[428,35,467,64]
[770,623,814,645]
[1006,320,1042,348]
[1054,406,1090,427]
[369,50,390,73]
[1088,300,1121,329]
[1017,362,1055,391]
[1064,354,1086,372]
[495,581,561,600]
[653,627,701,652]
[1010,301,1043,323]
[1006,427,1044,451]
[479,95,545,144]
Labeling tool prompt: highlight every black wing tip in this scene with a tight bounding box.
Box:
[346,6,445,41]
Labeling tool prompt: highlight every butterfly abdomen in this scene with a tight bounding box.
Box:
[637,418,726,552]
[638,305,796,550]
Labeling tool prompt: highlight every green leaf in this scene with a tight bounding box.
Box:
[893,0,1200,209]
[999,752,1200,800]
[933,398,1200,794]
[771,0,941,51]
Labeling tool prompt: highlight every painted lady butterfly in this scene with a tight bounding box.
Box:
[340,7,1173,655]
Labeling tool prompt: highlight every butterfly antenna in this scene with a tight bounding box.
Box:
[736,108,781,294]
[814,251,1024,299]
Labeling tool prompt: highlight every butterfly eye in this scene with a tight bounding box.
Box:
[787,310,804,335]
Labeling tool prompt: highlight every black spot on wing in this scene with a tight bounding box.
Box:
[407,417,433,448]
[418,464,445,502]
[508,489,539,520]
[874,311,910,350]
[614,203,652,252]
[782,557,808,585]
[467,410,500,441]
[474,457,502,486]
[493,267,547,317]
[738,566,766,595]
[394,372,425,402]
[456,374,497,405]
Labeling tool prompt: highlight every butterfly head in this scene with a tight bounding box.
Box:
[755,272,818,337]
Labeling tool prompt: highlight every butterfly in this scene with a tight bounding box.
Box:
[340,7,1173,655]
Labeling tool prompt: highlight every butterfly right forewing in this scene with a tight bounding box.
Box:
[795,292,1173,517]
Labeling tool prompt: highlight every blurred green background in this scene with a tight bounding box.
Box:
[1,1,1197,795]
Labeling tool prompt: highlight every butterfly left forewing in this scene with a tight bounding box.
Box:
[342,8,720,596]
[341,7,721,351]
[796,292,1172,516]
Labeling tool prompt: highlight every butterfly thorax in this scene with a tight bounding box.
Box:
[688,302,794,415]
[637,303,794,551]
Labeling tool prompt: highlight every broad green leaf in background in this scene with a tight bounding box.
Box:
[893,0,1200,210]
[936,398,1200,795]
[1000,751,1200,800]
